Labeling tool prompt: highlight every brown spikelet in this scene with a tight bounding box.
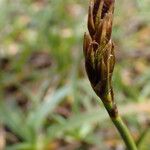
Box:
[83,0,116,102]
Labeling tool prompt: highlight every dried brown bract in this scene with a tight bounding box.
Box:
[83,0,115,102]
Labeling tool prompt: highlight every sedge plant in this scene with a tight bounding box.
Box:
[83,0,138,149]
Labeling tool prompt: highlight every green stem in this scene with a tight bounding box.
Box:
[111,116,137,150]
[103,102,137,150]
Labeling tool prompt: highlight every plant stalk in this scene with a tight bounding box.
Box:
[103,102,137,150]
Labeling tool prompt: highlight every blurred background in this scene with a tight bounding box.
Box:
[0,0,150,150]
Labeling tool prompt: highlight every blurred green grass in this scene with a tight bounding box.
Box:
[0,0,150,150]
